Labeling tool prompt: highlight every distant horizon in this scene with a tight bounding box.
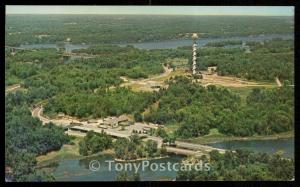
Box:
[6,6,294,16]
[5,14,293,17]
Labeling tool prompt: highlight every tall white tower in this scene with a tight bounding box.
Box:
[191,33,198,75]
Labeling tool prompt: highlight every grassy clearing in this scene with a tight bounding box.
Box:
[142,100,159,116]
[166,58,188,67]
[226,85,277,105]
[225,86,254,105]
[152,68,188,82]
[164,123,180,134]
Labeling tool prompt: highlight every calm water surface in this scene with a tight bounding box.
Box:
[208,138,294,158]
[53,154,183,181]
[52,138,294,181]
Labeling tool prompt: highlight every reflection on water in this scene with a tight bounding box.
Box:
[208,138,294,158]
[53,154,183,181]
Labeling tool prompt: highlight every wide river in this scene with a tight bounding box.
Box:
[25,33,293,181]
[20,34,293,52]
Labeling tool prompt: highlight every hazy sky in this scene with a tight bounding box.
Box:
[6,6,294,16]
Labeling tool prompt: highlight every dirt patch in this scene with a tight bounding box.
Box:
[199,73,275,88]
[120,65,173,92]
[5,84,21,92]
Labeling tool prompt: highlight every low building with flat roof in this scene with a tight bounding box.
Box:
[100,115,132,128]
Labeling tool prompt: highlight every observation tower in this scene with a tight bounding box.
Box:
[191,33,198,75]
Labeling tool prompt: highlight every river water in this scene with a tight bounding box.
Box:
[207,138,294,158]
[20,34,293,51]
[51,137,294,181]
[53,154,183,181]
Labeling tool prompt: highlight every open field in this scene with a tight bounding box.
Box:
[119,63,277,92]
[199,72,276,88]
[120,65,173,92]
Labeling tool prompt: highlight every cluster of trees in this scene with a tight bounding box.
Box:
[198,39,294,83]
[5,49,61,86]
[72,45,167,79]
[6,45,187,119]
[145,77,294,137]
[114,134,165,160]
[145,77,240,138]
[205,40,243,47]
[149,127,176,145]
[5,92,70,181]
[218,85,294,136]
[6,15,293,46]
[176,149,294,181]
[44,87,158,118]
[79,131,112,156]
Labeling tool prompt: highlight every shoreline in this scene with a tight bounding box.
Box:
[114,155,169,162]
[36,137,115,168]
[11,33,293,48]
[183,130,294,144]
[36,130,294,168]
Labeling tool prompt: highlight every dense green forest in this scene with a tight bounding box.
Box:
[5,15,293,46]
[72,45,166,79]
[198,39,294,83]
[5,91,70,181]
[5,49,62,86]
[5,45,190,118]
[145,76,294,137]
[177,149,294,181]
[45,87,158,118]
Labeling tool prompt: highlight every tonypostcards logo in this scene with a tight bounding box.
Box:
[89,159,211,173]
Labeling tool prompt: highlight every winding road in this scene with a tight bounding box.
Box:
[5,84,21,93]
[31,105,226,156]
